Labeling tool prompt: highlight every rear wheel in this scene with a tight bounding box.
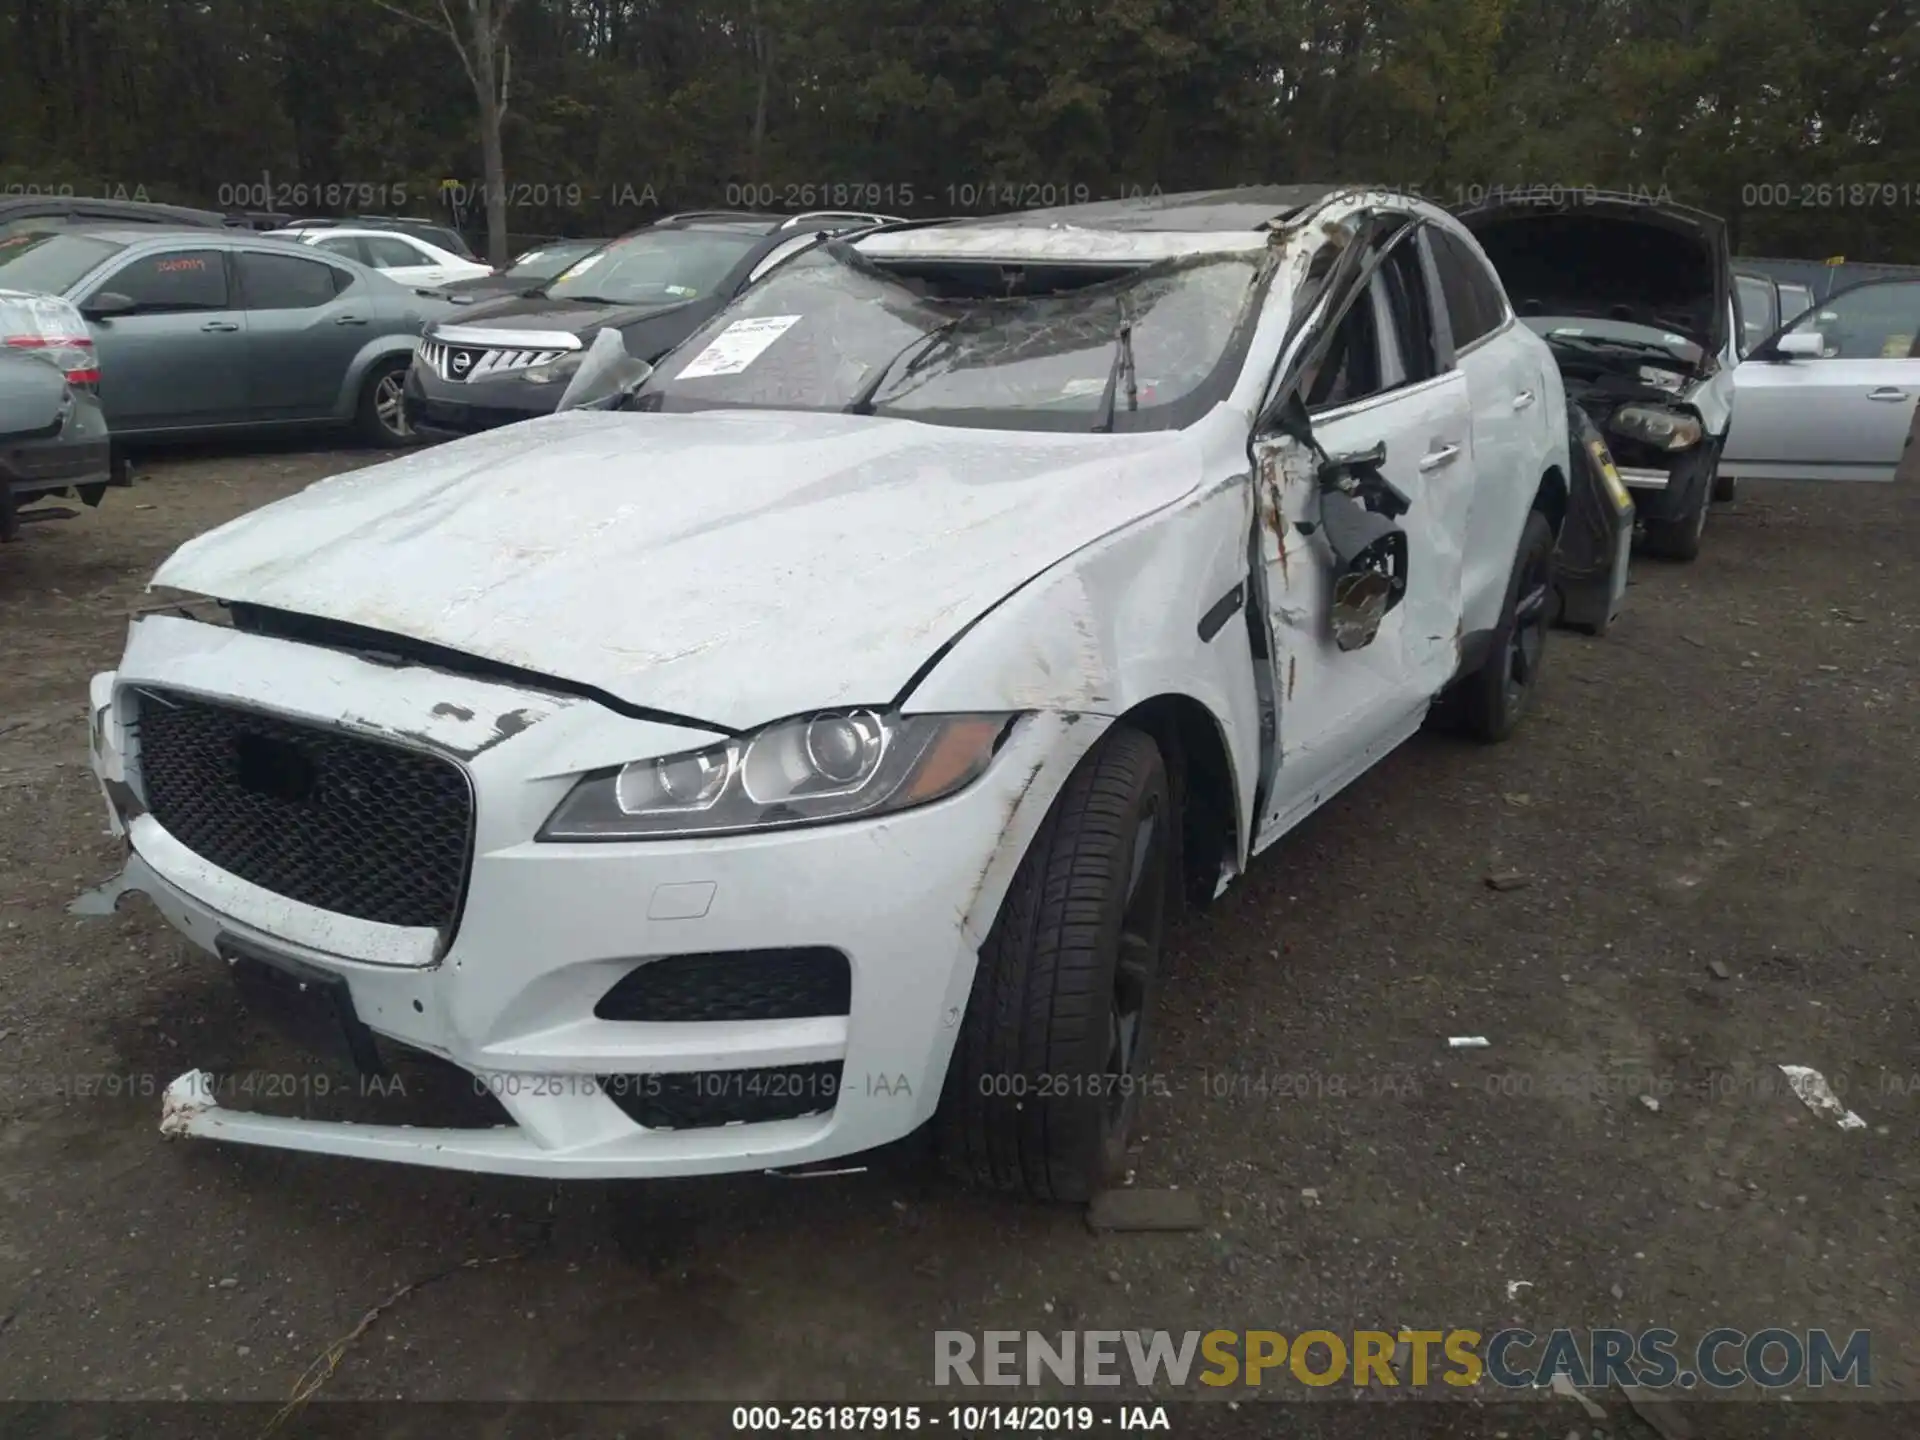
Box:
[936,727,1171,1203]
[1446,509,1554,743]
[355,359,416,448]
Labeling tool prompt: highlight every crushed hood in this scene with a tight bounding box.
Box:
[1458,196,1730,355]
[153,408,1206,730]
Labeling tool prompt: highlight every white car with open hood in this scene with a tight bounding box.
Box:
[88,186,1570,1201]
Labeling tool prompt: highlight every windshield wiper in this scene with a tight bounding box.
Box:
[1095,311,1138,434]
[845,319,963,416]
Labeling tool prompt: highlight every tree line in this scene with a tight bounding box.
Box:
[2,0,1915,264]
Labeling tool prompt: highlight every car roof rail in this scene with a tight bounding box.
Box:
[833,215,965,240]
[779,210,909,230]
[656,210,776,224]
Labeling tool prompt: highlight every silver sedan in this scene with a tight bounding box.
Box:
[0,226,460,446]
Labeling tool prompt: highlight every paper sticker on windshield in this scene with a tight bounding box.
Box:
[677,315,800,378]
[665,284,697,298]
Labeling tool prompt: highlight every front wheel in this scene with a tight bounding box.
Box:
[1643,447,1716,560]
[355,359,418,448]
[936,727,1171,1203]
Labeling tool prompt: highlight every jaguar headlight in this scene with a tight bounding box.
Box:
[523,352,585,385]
[540,710,1017,840]
[1611,405,1703,451]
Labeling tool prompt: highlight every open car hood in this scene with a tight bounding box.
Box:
[152,408,1205,731]
[1457,194,1730,356]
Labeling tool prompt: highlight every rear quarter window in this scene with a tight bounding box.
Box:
[1429,227,1507,349]
[237,251,350,308]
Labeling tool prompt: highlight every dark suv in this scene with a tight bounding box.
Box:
[402,210,899,440]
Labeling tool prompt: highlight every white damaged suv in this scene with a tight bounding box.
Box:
[89,187,1569,1200]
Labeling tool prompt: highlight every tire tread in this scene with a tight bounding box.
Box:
[937,729,1165,1201]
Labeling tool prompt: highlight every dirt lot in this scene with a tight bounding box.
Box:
[1,438,1916,1432]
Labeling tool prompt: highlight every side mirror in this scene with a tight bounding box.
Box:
[1319,441,1386,484]
[81,292,135,320]
[1318,441,1411,519]
[1774,331,1823,359]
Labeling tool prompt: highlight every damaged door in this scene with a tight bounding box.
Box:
[1722,278,1920,483]
[1250,224,1474,847]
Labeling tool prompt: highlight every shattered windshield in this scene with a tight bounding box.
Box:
[633,244,1266,432]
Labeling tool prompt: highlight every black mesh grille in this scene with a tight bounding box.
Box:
[596,1063,843,1130]
[133,688,472,931]
[594,949,851,1023]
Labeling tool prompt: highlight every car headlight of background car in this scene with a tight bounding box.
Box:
[1610,405,1704,451]
[522,351,587,385]
[539,710,1018,840]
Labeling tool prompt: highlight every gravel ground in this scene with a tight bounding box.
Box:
[0,436,1915,1435]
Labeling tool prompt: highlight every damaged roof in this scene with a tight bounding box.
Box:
[856,185,1366,264]
[959,185,1353,233]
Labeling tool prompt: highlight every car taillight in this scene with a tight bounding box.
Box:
[4,332,99,387]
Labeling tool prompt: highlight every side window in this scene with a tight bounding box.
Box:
[364,236,427,269]
[1429,228,1505,349]
[314,235,367,264]
[1305,280,1383,411]
[236,251,347,309]
[1784,281,1920,360]
[1304,233,1441,413]
[1461,240,1509,335]
[1379,234,1441,381]
[94,250,229,313]
[1735,276,1777,352]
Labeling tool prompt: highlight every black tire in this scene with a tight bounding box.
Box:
[936,727,1172,1203]
[1448,509,1554,743]
[1642,448,1714,561]
[355,358,417,448]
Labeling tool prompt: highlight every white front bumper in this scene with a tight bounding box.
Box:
[91,617,1102,1178]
